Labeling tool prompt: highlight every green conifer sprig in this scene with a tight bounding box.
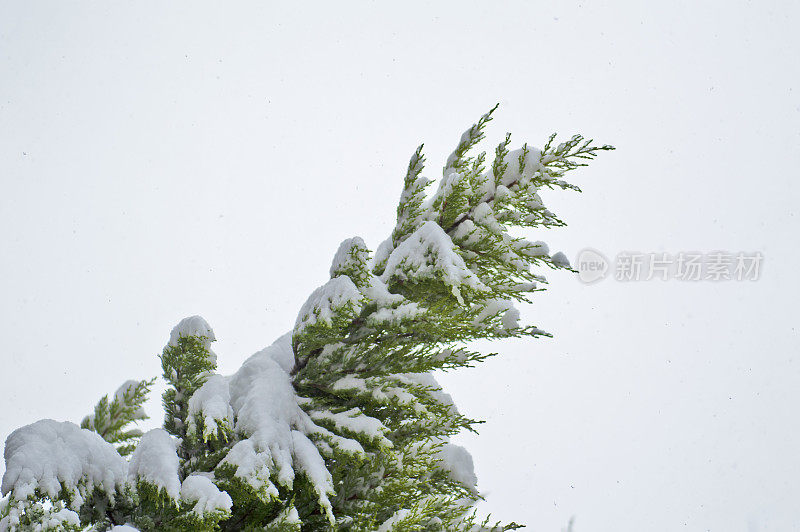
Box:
[1,106,611,531]
[81,379,155,457]
[443,103,499,175]
[161,334,216,441]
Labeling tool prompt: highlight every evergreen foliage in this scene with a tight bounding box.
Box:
[0,106,611,531]
[81,380,154,457]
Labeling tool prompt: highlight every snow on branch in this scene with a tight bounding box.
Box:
[1,106,610,530]
[1,419,128,506]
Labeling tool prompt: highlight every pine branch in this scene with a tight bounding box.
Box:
[81,378,154,456]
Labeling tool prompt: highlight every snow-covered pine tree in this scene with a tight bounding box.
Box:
[0,106,612,531]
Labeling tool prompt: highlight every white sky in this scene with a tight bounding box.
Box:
[1,2,799,530]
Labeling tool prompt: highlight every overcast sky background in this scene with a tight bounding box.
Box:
[2,2,799,531]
